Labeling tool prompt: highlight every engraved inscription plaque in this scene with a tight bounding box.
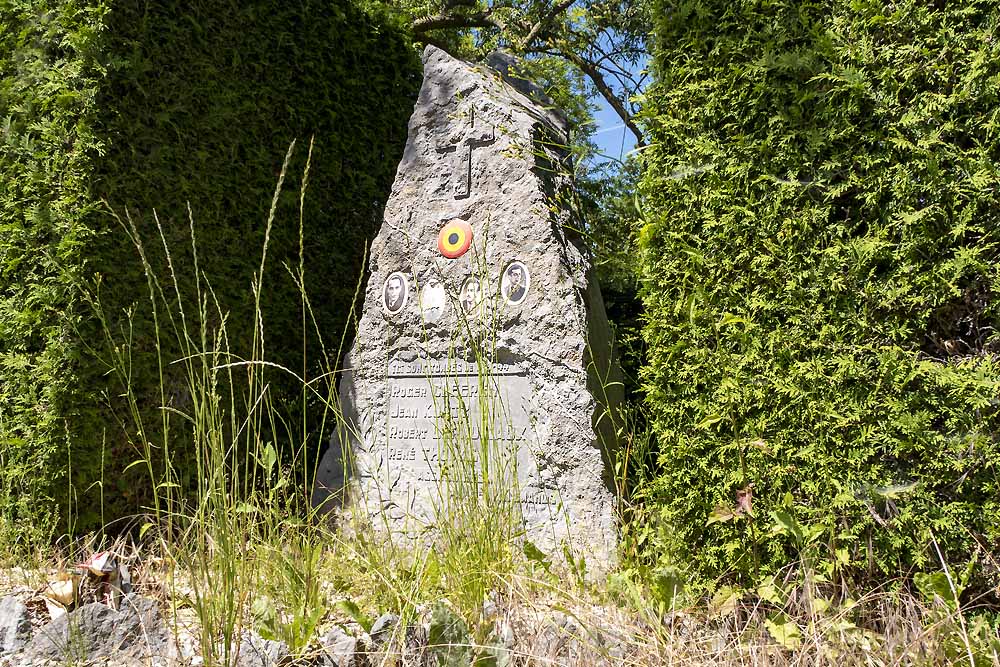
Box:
[360,355,558,524]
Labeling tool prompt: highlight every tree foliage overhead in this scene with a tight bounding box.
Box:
[639,0,1000,588]
[380,0,651,148]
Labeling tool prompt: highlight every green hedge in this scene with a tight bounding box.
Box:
[639,0,1000,586]
[0,0,419,536]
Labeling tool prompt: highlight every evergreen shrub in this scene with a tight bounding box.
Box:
[638,0,1000,587]
[0,0,420,535]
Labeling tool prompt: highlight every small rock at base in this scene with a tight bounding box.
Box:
[316,626,359,667]
[368,613,399,646]
[234,630,289,667]
[0,597,30,655]
[18,594,175,664]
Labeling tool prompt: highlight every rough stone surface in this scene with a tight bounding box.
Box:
[20,594,174,665]
[316,626,360,667]
[368,613,400,646]
[313,45,621,564]
[0,596,30,655]
[234,630,289,667]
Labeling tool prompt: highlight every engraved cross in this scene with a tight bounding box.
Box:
[436,106,496,199]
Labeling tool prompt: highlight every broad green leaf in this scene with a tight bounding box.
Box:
[770,510,804,545]
[696,414,723,429]
[336,599,373,633]
[913,572,956,608]
[707,505,736,525]
[765,613,802,650]
[523,541,551,572]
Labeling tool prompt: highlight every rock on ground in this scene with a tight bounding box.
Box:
[16,594,175,666]
[0,596,30,656]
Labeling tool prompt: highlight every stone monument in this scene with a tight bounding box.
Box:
[313,46,621,565]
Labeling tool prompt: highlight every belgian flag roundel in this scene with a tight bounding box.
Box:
[437,220,473,259]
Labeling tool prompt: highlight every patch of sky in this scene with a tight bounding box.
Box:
[580,30,648,172]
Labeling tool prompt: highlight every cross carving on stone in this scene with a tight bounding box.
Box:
[436,106,496,199]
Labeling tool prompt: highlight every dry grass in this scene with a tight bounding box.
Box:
[0,530,996,667]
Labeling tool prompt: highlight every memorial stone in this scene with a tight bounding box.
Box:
[313,46,621,564]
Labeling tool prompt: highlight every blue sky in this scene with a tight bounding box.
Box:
[591,96,636,164]
[585,41,647,168]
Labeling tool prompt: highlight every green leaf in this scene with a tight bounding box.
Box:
[696,414,723,429]
[652,567,685,607]
[913,572,956,609]
[428,601,471,667]
[756,582,784,605]
[872,481,918,499]
[138,522,155,541]
[336,599,373,633]
[523,541,551,572]
[706,505,737,525]
[770,510,804,545]
[717,313,750,329]
[261,442,277,473]
[764,613,802,650]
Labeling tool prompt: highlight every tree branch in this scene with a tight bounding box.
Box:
[557,47,645,148]
[409,2,647,150]
[412,11,505,34]
[522,0,577,49]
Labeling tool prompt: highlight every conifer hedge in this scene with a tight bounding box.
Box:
[1,0,419,536]
[639,0,1000,585]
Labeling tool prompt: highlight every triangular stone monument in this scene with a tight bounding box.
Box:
[313,46,621,565]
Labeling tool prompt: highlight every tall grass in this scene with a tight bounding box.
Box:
[329,231,540,627]
[76,140,337,665]
[426,247,527,616]
[79,139,544,662]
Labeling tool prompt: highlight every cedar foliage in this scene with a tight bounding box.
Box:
[0,0,420,536]
[639,0,1000,586]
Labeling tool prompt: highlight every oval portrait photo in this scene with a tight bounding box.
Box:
[500,261,530,305]
[382,272,409,315]
[460,277,485,314]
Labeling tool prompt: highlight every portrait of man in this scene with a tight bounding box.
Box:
[382,272,408,314]
[460,277,484,314]
[501,261,529,305]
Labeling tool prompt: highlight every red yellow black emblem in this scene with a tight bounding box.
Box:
[437,220,472,259]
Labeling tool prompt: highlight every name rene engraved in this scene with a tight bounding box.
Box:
[386,446,419,461]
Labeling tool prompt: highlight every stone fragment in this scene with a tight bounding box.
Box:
[0,596,30,655]
[368,613,399,647]
[313,44,621,568]
[21,594,174,664]
[234,630,289,667]
[316,626,361,667]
